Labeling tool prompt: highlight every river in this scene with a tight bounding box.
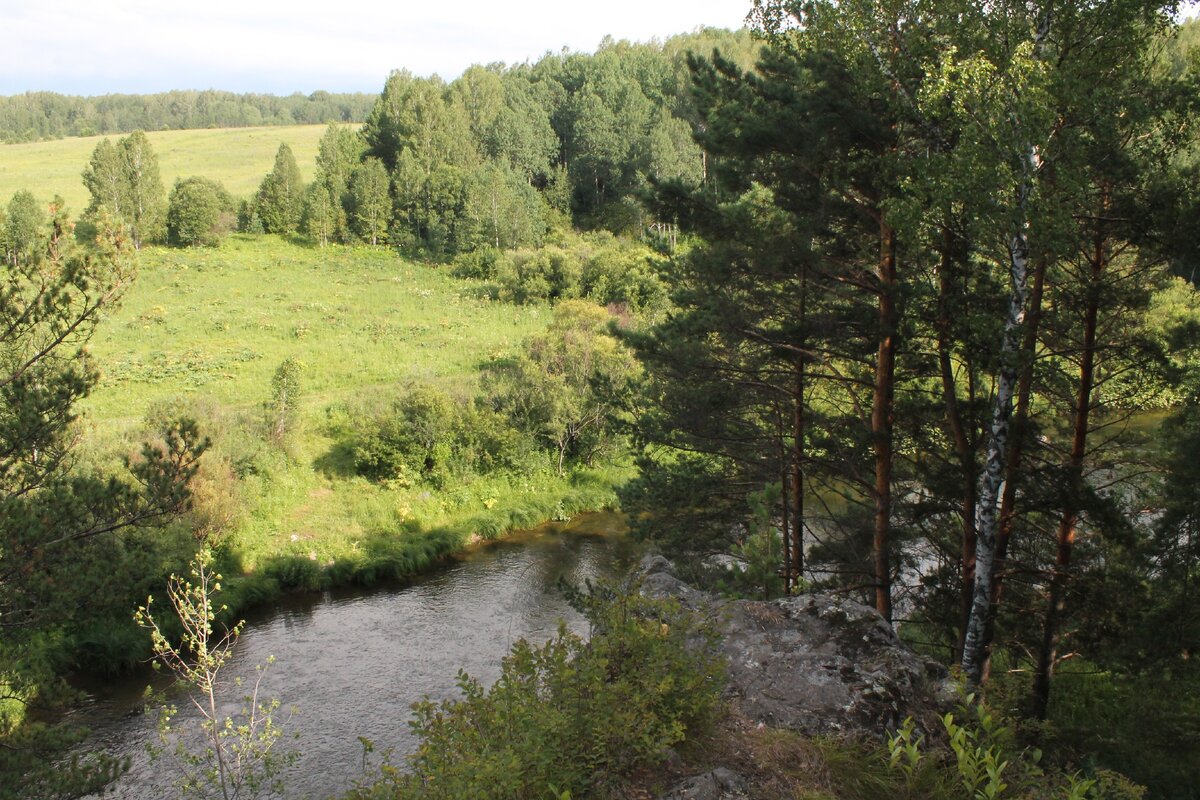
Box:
[72,512,639,799]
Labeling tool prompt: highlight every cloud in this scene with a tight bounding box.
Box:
[0,0,750,94]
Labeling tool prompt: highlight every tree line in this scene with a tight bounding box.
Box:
[0,89,376,143]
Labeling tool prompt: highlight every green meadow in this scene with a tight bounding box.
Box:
[0,124,332,212]
[77,235,626,649]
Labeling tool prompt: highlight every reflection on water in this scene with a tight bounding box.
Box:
[77,512,637,799]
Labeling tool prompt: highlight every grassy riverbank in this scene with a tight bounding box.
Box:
[68,235,631,671]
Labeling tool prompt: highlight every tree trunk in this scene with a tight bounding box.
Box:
[792,357,806,583]
[961,6,1053,689]
[961,152,1037,686]
[981,253,1047,681]
[792,264,808,584]
[935,235,977,660]
[1031,188,1108,720]
[872,220,898,623]
[779,428,793,594]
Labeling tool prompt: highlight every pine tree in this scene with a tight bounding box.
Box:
[0,205,205,797]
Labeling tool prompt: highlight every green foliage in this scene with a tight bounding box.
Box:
[0,206,206,796]
[469,231,668,314]
[348,157,391,246]
[486,300,640,475]
[136,547,298,799]
[346,384,529,486]
[267,357,302,446]
[346,582,723,799]
[3,189,45,263]
[82,131,167,247]
[167,176,236,247]
[0,90,375,144]
[255,143,305,235]
[719,486,789,600]
[822,700,1121,800]
[1022,665,1200,800]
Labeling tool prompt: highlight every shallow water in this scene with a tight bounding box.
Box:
[74,512,638,799]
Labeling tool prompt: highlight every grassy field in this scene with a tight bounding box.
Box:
[0,124,334,212]
[75,236,625,653]
[85,234,543,428]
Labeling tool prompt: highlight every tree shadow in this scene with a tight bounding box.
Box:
[313,438,359,479]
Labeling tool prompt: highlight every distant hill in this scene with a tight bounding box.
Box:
[0,89,374,144]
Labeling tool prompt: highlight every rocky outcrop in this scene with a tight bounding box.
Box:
[639,555,953,740]
[658,768,749,800]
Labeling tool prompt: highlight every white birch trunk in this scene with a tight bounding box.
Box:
[961,146,1036,686]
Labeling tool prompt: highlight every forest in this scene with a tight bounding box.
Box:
[2,3,1200,799]
[0,89,376,143]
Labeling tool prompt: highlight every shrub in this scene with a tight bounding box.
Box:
[166,176,236,247]
[346,582,723,799]
[347,386,536,486]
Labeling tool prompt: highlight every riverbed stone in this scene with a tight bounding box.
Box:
[636,555,953,739]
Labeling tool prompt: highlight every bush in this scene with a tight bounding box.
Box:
[347,386,535,486]
[346,581,724,799]
[450,246,511,280]
[166,176,236,247]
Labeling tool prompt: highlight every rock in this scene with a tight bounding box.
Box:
[657,768,749,800]
[636,556,953,740]
[717,593,952,738]
[636,554,711,611]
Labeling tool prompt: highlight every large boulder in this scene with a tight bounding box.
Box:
[637,555,953,740]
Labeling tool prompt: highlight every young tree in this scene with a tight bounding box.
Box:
[119,130,167,247]
[301,181,340,247]
[305,124,363,244]
[255,143,305,235]
[267,357,301,445]
[348,158,391,246]
[81,138,126,218]
[4,189,45,265]
[136,547,297,799]
[82,131,167,247]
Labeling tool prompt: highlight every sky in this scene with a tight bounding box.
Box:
[0,1,753,96]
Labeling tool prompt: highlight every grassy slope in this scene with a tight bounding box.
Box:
[0,124,333,212]
[82,235,624,598]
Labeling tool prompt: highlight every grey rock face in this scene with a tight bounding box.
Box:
[636,555,952,739]
[718,593,951,737]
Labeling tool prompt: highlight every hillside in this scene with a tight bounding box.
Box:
[0,123,336,211]
[76,236,626,588]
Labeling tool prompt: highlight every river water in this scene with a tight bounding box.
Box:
[73,512,639,799]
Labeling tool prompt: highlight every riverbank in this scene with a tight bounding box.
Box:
[52,236,638,676]
[71,514,640,800]
[68,464,630,676]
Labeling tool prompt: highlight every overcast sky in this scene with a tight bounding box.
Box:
[0,1,753,96]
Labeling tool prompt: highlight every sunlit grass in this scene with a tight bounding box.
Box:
[78,235,625,620]
[0,123,336,212]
